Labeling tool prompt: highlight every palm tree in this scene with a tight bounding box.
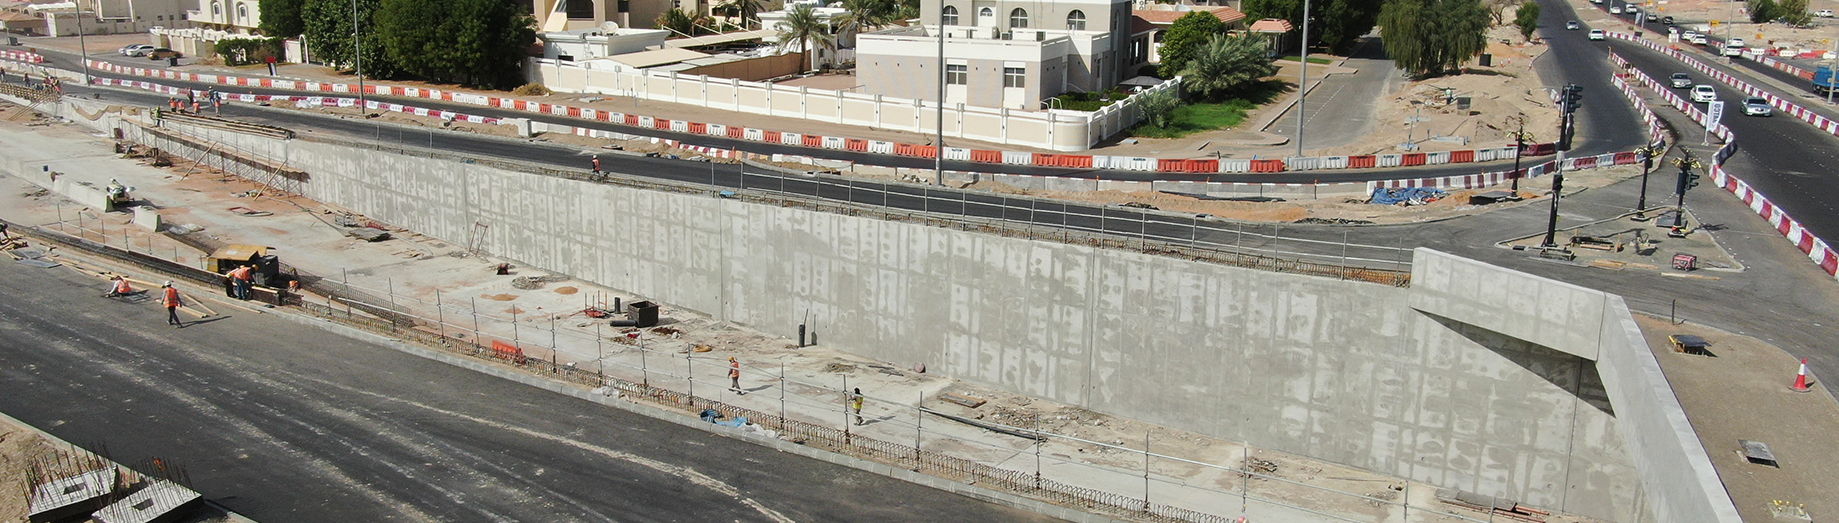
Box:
[775,4,836,72]
[1178,34,1278,101]
[716,0,766,29]
[831,0,886,44]
[655,8,709,37]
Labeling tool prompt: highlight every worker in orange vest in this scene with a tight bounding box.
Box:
[728,357,743,394]
[228,265,254,300]
[162,281,182,326]
[103,275,133,297]
[169,97,180,112]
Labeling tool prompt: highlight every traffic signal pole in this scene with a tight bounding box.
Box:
[1540,85,1581,249]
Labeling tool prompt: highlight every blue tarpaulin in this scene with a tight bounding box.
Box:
[1370,187,1447,205]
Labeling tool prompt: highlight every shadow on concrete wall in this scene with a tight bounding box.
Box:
[1426,311,1615,417]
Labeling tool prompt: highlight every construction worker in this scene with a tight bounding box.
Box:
[228,265,254,300]
[850,388,865,426]
[191,99,201,114]
[169,97,180,112]
[103,275,133,297]
[591,155,601,174]
[161,282,182,327]
[728,357,742,394]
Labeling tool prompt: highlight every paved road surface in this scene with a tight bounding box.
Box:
[1265,35,1404,152]
[0,259,1058,523]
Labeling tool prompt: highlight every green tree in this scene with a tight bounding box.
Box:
[1378,0,1490,77]
[715,0,765,29]
[376,0,533,88]
[258,0,305,37]
[1157,11,1227,78]
[1178,34,1278,101]
[832,0,887,41]
[302,0,396,77]
[656,8,711,36]
[1747,0,1779,22]
[775,3,836,72]
[1514,2,1540,41]
[1775,0,1811,24]
[1135,87,1181,129]
[1315,0,1382,53]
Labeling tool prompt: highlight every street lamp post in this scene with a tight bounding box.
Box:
[1505,115,1532,193]
[352,0,366,109]
[934,6,945,187]
[74,0,91,85]
[1294,0,1311,157]
[1632,144,1661,218]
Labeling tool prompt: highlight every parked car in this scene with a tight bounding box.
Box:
[1727,37,1745,47]
[1670,73,1693,88]
[1646,13,1659,22]
[1566,20,1581,30]
[1816,9,1834,17]
[1742,97,1773,116]
[145,48,182,60]
[1588,29,1607,40]
[118,44,154,56]
[1661,15,1674,24]
[1625,6,1640,16]
[1610,6,1622,14]
[1691,84,1718,103]
[1681,30,1699,40]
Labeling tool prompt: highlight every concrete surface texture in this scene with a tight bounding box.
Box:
[117,116,1693,522]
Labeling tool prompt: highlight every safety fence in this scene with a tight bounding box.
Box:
[1610,49,1839,278]
[1610,32,1839,138]
[0,50,45,63]
[71,57,1559,176]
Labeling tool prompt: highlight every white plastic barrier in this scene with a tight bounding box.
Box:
[1286,157,1320,171]
[707,124,726,136]
[670,120,690,133]
[868,141,896,154]
[822,136,847,150]
[637,116,655,128]
[943,147,973,161]
[1377,154,1402,168]
[1425,151,1450,165]
[1319,156,1349,169]
[781,132,802,146]
[1219,159,1252,173]
[1115,157,1157,171]
[744,128,765,141]
[1002,151,1033,165]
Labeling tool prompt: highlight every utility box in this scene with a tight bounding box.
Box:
[627,300,659,328]
[206,244,266,274]
[1672,253,1698,271]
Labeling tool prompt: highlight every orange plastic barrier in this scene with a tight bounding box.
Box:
[567,107,581,118]
[762,130,781,143]
[845,138,868,152]
[1347,155,1377,169]
[727,126,746,138]
[624,114,640,126]
[1401,153,1427,166]
[687,122,707,134]
[1522,142,1556,156]
[654,118,672,130]
[970,150,1001,163]
[1612,152,1638,164]
[1157,159,1219,173]
[1449,150,1475,163]
[802,134,823,148]
[1249,159,1285,173]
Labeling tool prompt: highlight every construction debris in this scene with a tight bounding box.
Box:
[939,392,987,409]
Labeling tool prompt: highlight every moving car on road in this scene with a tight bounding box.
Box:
[1588,29,1607,40]
[1690,33,1709,45]
[1691,84,1718,103]
[1661,15,1674,24]
[1723,44,1744,57]
[1728,37,1746,47]
[1567,20,1581,30]
[1671,73,1693,88]
[118,44,154,56]
[1742,97,1773,116]
[1610,6,1622,14]
[1646,13,1659,22]
[146,48,182,60]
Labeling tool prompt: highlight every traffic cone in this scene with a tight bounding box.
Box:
[1791,358,1812,393]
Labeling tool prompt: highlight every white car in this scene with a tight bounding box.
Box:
[1728,37,1745,47]
[1625,6,1640,15]
[1610,6,1623,14]
[1588,29,1607,40]
[1681,30,1699,40]
[118,44,154,56]
[1670,73,1693,88]
[1690,34,1709,45]
[1816,9,1834,16]
[1742,97,1773,116]
[1592,0,1604,4]
[1723,44,1744,57]
[1691,84,1718,103]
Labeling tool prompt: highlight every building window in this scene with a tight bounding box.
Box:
[1009,8,1027,28]
[946,64,967,85]
[941,5,957,25]
[1066,10,1085,30]
[1003,67,1025,88]
[978,7,992,24]
[236,3,247,20]
[211,1,221,15]
[566,0,596,18]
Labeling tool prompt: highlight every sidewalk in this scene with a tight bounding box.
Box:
[0,101,1612,523]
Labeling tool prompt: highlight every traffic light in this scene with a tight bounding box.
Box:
[1563,84,1583,113]
[1675,167,1701,195]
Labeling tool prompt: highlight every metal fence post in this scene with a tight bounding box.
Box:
[435,289,445,339]
[386,278,398,331]
[550,318,558,372]
[511,306,521,349]
[640,335,649,388]
[595,322,604,378]
[915,392,924,463]
[469,297,481,350]
[685,350,695,406]
[779,362,787,424]
[1143,432,1151,510]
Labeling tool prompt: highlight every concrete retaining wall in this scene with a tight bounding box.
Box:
[86,121,1729,523]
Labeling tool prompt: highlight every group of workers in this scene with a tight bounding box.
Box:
[102,275,184,326]
[167,89,222,114]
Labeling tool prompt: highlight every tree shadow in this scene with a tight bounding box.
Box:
[1226,78,1290,105]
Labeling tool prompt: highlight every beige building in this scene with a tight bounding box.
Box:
[854,0,1130,110]
[185,0,260,33]
[29,0,194,36]
[533,0,741,36]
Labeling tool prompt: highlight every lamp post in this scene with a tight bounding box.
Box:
[74,0,91,84]
[351,0,366,109]
[1505,115,1533,193]
[934,4,945,187]
[1294,0,1311,157]
[1631,144,1662,218]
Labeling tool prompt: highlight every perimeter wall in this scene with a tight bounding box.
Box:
[70,113,1755,523]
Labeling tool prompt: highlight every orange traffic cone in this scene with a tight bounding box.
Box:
[1792,358,1812,393]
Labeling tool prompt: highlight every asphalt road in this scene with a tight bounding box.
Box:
[0,259,1058,523]
[1265,35,1401,151]
[19,43,1648,184]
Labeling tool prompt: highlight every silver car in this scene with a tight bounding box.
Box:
[1742,97,1773,116]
